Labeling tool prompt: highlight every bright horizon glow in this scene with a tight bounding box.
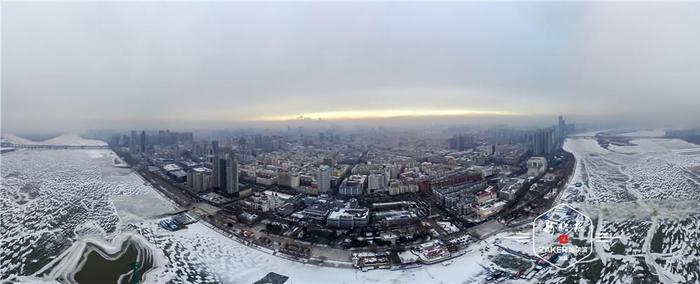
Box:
[255,109,520,121]
[4,2,700,131]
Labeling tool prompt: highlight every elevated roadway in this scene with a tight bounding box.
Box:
[0,142,109,149]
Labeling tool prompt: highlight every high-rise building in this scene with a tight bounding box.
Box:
[532,132,542,156]
[557,115,568,141]
[278,171,300,189]
[318,165,331,193]
[187,167,212,193]
[206,141,219,164]
[367,173,385,194]
[139,130,146,154]
[254,134,262,149]
[448,134,475,151]
[226,154,239,195]
[214,156,226,190]
[532,128,554,156]
[544,128,553,155]
[130,130,138,153]
[567,123,576,134]
[322,155,337,167]
[558,115,566,133]
[384,166,392,187]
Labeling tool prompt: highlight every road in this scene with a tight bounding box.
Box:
[0,143,109,149]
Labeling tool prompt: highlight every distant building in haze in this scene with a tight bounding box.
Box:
[139,130,146,154]
[558,116,566,134]
[448,134,475,151]
[130,130,138,153]
[532,128,553,156]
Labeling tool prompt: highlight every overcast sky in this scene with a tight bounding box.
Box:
[2,2,700,132]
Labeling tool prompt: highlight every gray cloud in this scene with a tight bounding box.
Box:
[2,2,699,132]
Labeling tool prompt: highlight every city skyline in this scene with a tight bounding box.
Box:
[3,2,700,133]
[2,2,700,283]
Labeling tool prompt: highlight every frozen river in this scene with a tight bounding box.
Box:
[553,130,700,283]
[561,129,700,204]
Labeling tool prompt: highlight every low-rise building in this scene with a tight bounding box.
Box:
[497,178,524,201]
[291,205,329,222]
[162,163,182,172]
[338,175,366,196]
[296,185,319,195]
[169,170,188,183]
[432,180,487,205]
[245,192,284,212]
[388,180,419,196]
[475,189,497,204]
[527,156,548,176]
[326,207,369,229]
[475,200,507,218]
[375,210,418,226]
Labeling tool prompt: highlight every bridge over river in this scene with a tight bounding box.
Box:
[568,135,662,139]
[0,142,109,150]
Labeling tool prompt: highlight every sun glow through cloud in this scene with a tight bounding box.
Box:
[255,109,520,121]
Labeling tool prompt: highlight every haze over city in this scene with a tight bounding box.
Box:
[2,1,700,134]
[3,1,700,284]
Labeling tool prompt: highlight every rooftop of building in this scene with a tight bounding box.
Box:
[327,207,369,220]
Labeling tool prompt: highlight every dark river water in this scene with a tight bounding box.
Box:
[74,240,154,284]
